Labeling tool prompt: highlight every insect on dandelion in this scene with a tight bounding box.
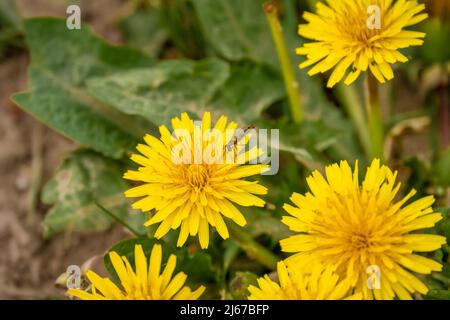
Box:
[297,0,429,87]
[67,244,205,300]
[248,260,362,300]
[124,112,268,249]
[280,159,447,300]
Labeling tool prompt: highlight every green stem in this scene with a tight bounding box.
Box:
[227,222,278,270]
[439,83,449,150]
[96,202,143,237]
[264,2,303,124]
[335,84,371,158]
[365,74,385,161]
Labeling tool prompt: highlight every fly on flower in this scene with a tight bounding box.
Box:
[124,112,268,249]
[297,0,429,87]
[225,124,257,153]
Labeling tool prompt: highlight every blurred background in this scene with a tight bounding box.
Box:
[0,0,448,299]
[0,0,140,299]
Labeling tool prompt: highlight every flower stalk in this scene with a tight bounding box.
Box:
[439,83,449,149]
[335,84,371,158]
[365,73,385,161]
[96,202,143,237]
[227,222,278,270]
[263,2,303,124]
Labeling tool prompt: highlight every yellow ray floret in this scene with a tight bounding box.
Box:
[124,112,268,249]
[280,159,446,300]
[297,0,428,87]
[67,244,205,300]
[248,260,362,300]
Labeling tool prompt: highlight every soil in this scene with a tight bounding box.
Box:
[0,0,130,299]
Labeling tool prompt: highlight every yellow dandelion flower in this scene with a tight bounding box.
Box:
[280,159,447,300]
[248,260,362,300]
[124,112,268,249]
[67,244,205,300]
[297,0,428,87]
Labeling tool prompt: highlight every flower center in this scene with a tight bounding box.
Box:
[350,234,372,249]
[184,164,210,189]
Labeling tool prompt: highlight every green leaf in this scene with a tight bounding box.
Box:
[87,58,230,126]
[245,208,292,242]
[192,0,278,67]
[120,9,168,57]
[12,72,136,159]
[175,248,217,286]
[87,58,290,130]
[254,118,338,171]
[207,61,285,124]
[288,50,362,162]
[229,271,259,300]
[223,241,240,273]
[418,18,450,65]
[404,157,430,200]
[41,149,145,238]
[159,0,207,59]
[280,120,344,152]
[23,18,154,78]
[424,289,450,300]
[12,17,156,158]
[435,208,450,242]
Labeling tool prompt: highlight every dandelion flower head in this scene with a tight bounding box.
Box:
[124,112,268,249]
[297,0,428,87]
[280,159,446,299]
[248,260,361,300]
[67,244,205,300]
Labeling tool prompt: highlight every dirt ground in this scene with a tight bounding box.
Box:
[0,0,130,299]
